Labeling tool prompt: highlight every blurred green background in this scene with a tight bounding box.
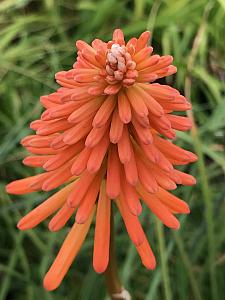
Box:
[0,0,225,299]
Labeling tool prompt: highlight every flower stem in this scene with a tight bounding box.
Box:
[104,206,131,300]
[184,4,218,299]
[156,219,172,300]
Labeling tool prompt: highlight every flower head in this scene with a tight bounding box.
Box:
[6,29,197,291]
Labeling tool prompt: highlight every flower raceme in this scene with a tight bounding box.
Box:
[6,29,197,291]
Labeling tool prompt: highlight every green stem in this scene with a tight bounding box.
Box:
[173,232,203,300]
[188,120,218,300]
[156,219,172,300]
[134,0,145,20]
[184,3,218,298]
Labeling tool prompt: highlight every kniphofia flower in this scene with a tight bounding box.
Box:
[6,29,197,291]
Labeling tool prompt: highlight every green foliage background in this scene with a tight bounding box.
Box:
[0,0,224,299]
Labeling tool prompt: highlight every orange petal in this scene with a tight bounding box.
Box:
[104,83,122,95]
[151,166,177,191]
[93,181,111,273]
[42,161,74,191]
[154,136,197,163]
[87,135,109,173]
[37,119,72,136]
[132,111,150,127]
[156,150,174,172]
[48,202,75,232]
[109,108,124,143]
[136,55,160,71]
[136,31,151,52]
[136,139,160,164]
[136,155,159,193]
[30,119,43,130]
[17,182,75,230]
[135,85,164,117]
[149,115,176,140]
[22,134,57,148]
[126,87,148,118]
[132,117,153,145]
[29,172,52,190]
[121,172,142,216]
[117,125,132,163]
[138,186,180,229]
[123,145,138,186]
[126,37,137,54]
[88,83,107,96]
[92,95,116,128]
[23,155,51,168]
[173,170,196,186]
[75,174,102,224]
[113,29,125,45]
[43,142,84,171]
[43,101,80,120]
[63,119,92,146]
[160,101,192,112]
[85,120,110,148]
[106,145,121,198]
[156,188,190,214]
[116,196,145,246]
[118,91,131,124]
[43,207,95,291]
[133,47,153,64]
[166,114,192,131]
[68,98,103,123]
[51,134,66,149]
[67,171,96,208]
[71,147,91,175]
[136,235,156,270]
[145,55,173,73]
[25,146,62,155]
[6,174,44,195]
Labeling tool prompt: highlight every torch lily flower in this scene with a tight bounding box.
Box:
[6,29,197,291]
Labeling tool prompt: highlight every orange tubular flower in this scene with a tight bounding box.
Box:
[6,29,197,291]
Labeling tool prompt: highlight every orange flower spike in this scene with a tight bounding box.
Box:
[6,29,198,291]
